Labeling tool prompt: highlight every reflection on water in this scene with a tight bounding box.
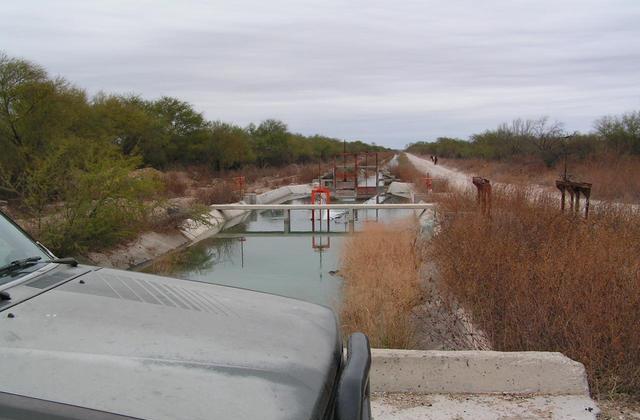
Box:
[142,197,413,307]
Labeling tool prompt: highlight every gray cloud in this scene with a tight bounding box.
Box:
[2,0,640,147]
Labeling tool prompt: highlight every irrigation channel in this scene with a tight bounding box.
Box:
[141,195,418,307]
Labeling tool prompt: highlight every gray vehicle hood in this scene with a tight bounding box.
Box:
[0,266,342,420]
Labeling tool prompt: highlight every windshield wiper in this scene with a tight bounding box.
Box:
[0,257,42,277]
[0,256,78,277]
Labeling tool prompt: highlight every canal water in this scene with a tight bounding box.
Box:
[141,196,414,307]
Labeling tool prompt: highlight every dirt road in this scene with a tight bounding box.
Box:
[408,153,640,216]
[406,154,472,192]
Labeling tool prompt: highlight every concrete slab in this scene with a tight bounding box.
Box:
[180,209,225,242]
[372,392,599,420]
[287,184,313,196]
[256,185,296,204]
[371,350,590,395]
[387,182,415,200]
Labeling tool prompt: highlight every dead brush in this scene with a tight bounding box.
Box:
[427,187,640,397]
[296,164,321,184]
[390,154,422,184]
[194,182,239,205]
[163,171,191,197]
[340,220,422,349]
[571,154,640,203]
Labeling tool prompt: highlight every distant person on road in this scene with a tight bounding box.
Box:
[434,155,438,165]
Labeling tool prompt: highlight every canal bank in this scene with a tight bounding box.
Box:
[85,183,314,270]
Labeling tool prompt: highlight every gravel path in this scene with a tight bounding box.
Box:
[372,392,599,420]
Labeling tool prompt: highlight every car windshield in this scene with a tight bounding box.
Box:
[0,212,49,282]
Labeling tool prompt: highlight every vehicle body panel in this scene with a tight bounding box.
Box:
[0,266,342,420]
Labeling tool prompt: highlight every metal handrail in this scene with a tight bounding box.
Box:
[209,203,434,210]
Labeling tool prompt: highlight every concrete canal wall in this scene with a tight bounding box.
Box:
[87,184,312,269]
[180,184,312,243]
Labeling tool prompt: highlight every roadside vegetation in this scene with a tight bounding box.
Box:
[387,154,640,399]
[402,111,640,398]
[428,186,640,398]
[349,154,640,398]
[407,114,640,202]
[339,155,463,351]
[0,52,385,256]
[340,220,422,349]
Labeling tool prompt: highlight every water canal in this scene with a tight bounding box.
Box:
[141,196,414,307]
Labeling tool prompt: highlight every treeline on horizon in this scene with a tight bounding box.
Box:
[0,51,385,193]
[406,113,640,166]
[0,52,383,255]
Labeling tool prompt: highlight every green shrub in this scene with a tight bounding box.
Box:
[29,138,162,256]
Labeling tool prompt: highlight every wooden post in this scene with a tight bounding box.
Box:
[568,190,575,212]
[584,190,591,219]
[472,177,491,218]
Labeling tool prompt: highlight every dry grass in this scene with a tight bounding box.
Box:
[162,162,328,208]
[571,155,640,203]
[428,187,640,397]
[194,182,240,205]
[442,154,640,204]
[390,154,422,183]
[163,170,192,197]
[171,157,393,197]
[177,162,327,191]
[340,220,422,348]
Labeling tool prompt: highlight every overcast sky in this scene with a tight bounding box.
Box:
[3,0,639,148]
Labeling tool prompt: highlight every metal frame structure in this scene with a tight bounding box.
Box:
[210,203,434,234]
[311,186,332,233]
[556,180,592,218]
[331,152,381,200]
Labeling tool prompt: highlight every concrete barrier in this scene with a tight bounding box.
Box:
[287,184,313,197]
[180,209,226,242]
[220,202,250,220]
[256,186,292,204]
[387,181,415,200]
[181,184,313,245]
[370,349,590,395]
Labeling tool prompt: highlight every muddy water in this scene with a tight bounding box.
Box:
[141,197,413,307]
